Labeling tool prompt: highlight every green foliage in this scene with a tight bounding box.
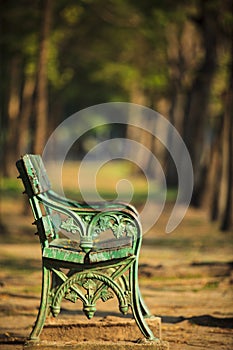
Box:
[0,178,22,197]
[1,0,232,111]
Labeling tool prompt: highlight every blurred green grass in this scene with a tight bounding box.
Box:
[60,160,178,204]
[1,160,178,204]
[0,177,22,198]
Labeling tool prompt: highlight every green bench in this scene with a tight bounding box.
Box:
[16,154,157,342]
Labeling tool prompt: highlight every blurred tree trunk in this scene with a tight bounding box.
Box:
[195,2,233,231]
[203,90,232,232]
[184,2,218,207]
[3,56,21,177]
[33,0,53,154]
[17,74,36,155]
[203,116,222,221]
[219,46,233,231]
[166,22,197,186]
[0,49,8,177]
[17,73,37,216]
[126,84,149,173]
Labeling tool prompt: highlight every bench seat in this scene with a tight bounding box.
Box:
[43,237,134,264]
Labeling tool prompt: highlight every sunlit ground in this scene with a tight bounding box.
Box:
[0,161,232,349]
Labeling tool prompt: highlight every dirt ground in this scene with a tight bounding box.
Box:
[0,199,233,349]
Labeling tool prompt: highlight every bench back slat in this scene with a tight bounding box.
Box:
[16,154,51,196]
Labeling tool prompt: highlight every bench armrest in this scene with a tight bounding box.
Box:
[48,190,139,216]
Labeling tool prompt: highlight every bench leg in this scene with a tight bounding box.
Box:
[130,260,157,341]
[29,266,51,341]
[138,288,153,318]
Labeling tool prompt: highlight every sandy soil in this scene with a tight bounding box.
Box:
[0,200,232,349]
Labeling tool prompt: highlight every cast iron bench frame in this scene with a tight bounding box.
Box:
[16,154,156,342]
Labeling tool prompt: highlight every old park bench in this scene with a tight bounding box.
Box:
[16,154,157,343]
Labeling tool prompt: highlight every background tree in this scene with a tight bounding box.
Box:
[0,0,232,231]
[33,0,54,154]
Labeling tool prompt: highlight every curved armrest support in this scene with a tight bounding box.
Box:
[48,190,139,216]
[37,193,141,254]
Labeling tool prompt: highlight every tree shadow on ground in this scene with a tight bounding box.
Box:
[0,258,40,273]
[161,315,233,329]
[61,308,233,329]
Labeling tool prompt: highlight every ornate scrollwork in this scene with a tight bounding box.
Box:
[100,289,114,302]
[60,217,81,234]
[64,290,78,303]
[92,214,137,240]
[51,271,129,319]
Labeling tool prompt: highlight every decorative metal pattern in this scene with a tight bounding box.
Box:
[60,217,81,234]
[51,271,129,319]
[89,213,138,241]
[16,154,157,343]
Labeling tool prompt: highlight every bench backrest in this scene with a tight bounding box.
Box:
[16,154,51,197]
[16,154,139,253]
